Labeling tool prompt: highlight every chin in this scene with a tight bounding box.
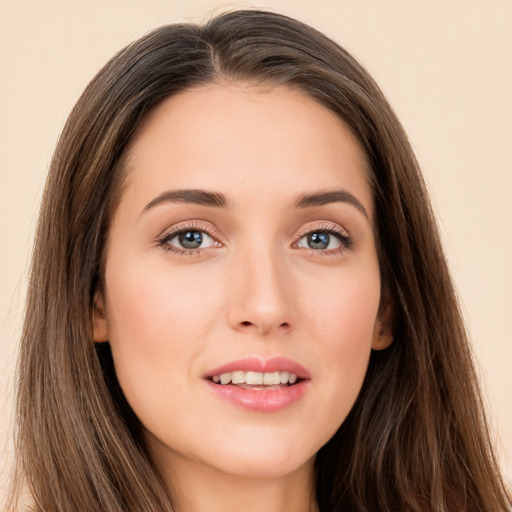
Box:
[196,432,319,480]
[212,451,316,480]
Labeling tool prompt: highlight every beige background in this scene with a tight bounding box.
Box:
[1,0,511,498]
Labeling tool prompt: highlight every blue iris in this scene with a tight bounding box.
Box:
[308,232,330,249]
[178,231,203,249]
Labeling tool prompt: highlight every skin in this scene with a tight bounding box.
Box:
[94,83,393,512]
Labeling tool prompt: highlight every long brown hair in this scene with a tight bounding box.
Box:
[7,9,510,511]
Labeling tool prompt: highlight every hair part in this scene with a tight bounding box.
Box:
[8,9,510,512]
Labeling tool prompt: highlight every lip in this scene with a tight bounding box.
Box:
[204,356,311,412]
[205,356,311,379]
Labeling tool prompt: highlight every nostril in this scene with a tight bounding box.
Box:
[235,319,292,332]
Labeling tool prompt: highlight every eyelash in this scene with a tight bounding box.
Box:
[294,223,354,255]
[156,221,218,256]
[156,222,354,256]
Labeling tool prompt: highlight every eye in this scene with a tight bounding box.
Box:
[173,230,213,249]
[297,231,341,250]
[295,225,354,254]
[158,226,219,254]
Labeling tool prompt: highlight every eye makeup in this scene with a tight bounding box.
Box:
[155,220,222,256]
[293,221,354,256]
[155,219,354,258]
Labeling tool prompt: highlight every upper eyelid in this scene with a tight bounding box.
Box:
[156,224,221,255]
[158,220,221,241]
[293,222,354,252]
[294,221,351,238]
[156,219,352,244]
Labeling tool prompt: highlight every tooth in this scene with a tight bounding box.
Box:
[215,370,299,386]
[220,373,232,385]
[231,371,245,384]
[263,371,280,385]
[245,372,263,385]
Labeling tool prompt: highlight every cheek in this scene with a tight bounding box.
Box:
[302,268,380,425]
[103,257,223,411]
[305,265,380,347]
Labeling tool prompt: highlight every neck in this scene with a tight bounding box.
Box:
[155,451,318,512]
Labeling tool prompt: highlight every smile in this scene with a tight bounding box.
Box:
[205,357,310,412]
[211,371,298,386]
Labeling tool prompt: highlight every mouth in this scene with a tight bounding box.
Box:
[208,370,301,389]
[204,357,310,411]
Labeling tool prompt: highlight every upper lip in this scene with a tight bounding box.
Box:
[205,356,311,379]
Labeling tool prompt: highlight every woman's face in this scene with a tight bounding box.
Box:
[94,83,392,482]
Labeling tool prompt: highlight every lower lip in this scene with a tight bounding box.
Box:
[205,379,309,412]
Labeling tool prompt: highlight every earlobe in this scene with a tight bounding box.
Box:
[93,291,109,343]
[371,302,394,350]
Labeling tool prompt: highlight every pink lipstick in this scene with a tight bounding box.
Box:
[204,356,310,412]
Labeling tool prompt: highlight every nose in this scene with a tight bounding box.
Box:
[226,244,296,336]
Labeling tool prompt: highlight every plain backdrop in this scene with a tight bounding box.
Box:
[1,0,511,499]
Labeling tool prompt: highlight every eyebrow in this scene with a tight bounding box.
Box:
[141,187,368,219]
[293,189,369,218]
[142,189,229,212]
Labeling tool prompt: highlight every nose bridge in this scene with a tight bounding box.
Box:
[227,234,295,334]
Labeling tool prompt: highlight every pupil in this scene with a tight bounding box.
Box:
[308,232,329,250]
[179,231,202,249]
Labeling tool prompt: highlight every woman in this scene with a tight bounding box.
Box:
[7,9,510,512]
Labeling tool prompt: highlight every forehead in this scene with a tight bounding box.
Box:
[120,82,373,218]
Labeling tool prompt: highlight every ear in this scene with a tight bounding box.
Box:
[371,300,394,350]
[93,290,109,343]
